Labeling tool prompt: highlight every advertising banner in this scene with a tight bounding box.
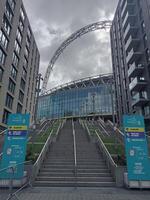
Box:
[123,115,150,181]
[0,114,30,179]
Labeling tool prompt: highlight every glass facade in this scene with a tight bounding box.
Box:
[37,83,114,120]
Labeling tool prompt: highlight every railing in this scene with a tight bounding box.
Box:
[72,120,77,178]
[61,119,66,129]
[32,120,63,182]
[98,121,109,136]
[0,129,7,159]
[95,130,117,178]
[32,129,53,182]
[0,129,7,135]
[38,121,49,135]
[107,120,124,145]
[0,160,32,200]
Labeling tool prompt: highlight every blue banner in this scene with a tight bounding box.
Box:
[123,115,150,181]
[0,114,30,179]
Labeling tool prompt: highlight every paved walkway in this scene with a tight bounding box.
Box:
[1,187,150,200]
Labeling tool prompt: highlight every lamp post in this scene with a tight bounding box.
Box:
[91,92,96,120]
[110,82,115,127]
[34,73,43,126]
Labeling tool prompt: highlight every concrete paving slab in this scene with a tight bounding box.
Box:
[15,187,150,200]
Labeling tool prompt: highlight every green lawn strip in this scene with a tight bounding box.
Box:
[101,137,115,144]
[26,143,44,162]
[51,121,61,135]
[105,144,125,156]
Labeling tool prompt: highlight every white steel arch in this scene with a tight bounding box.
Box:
[41,20,112,94]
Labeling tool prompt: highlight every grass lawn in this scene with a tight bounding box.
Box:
[26,120,62,162]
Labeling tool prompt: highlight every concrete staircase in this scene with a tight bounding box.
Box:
[34,119,115,187]
[75,121,115,187]
[35,120,75,186]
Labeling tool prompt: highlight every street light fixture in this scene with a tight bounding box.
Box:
[34,73,43,126]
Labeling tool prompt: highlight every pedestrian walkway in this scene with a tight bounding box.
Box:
[1,187,150,200]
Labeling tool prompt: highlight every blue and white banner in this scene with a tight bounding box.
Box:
[123,115,150,181]
[0,114,30,179]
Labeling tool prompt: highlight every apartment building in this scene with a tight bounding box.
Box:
[0,0,40,130]
[110,0,150,130]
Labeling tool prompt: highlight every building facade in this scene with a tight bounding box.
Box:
[0,0,40,130]
[37,74,115,120]
[110,0,150,130]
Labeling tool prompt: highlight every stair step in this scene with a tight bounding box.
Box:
[39,172,111,177]
[34,180,115,187]
[43,164,74,168]
[36,176,113,182]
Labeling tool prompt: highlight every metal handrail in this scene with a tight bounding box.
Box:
[34,129,53,166]
[0,160,32,173]
[0,160,32,200]
[72,120,77,177]
[95,130,117,167]
[98,121,110,136]
[0,129,7,136]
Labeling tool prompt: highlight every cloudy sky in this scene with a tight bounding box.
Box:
[23,0,118,90]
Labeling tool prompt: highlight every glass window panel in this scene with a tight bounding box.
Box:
[0,47,6,65]
[0,29,8,49]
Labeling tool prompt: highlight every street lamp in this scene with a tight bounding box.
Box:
[34,73,43,126]
[91,92,96,118]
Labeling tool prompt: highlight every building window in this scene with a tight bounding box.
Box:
[2,109,11,124]
[23,56,28,68]
[12,52,19,67]
[0,67,3,82]
[17,103,22,113]
[10,65,17,80]
[22,67,27,80]
[8,0,15,11]
[141,21,146,33]
[146,49,150,62]
[20,78,26,91]
[0,47,6,65]
[19,18,24,32]
[20,7,25,21]
[27,27,31,39]
[14,40,21,55]
[8,78,15,94]
[16,29,22,43]
[26,36,30,49]
[0,29,9,49]
[5,93,13,109]
[143,34,147,48]
[5,3,13,22]
[25,46,29,58]
[3,16,11,36]
[19,90,24,103]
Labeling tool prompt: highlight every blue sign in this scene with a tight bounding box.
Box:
[0,114,30,179]
[123,115,150,181]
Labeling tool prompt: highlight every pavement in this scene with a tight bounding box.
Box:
[1,187,150,200]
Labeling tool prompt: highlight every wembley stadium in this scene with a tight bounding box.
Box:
[37,73,115,120]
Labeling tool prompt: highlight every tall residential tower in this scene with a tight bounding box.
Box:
[110,0,150,130]
[0,0,40,130]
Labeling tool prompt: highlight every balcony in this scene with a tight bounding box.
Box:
[120,0,126,8]
[126,49,143,64]
[121,0,135,20]
[122,11,136,30]
[124,23,138,41]
[125,35,140,51]
[132,92,149,106]
[129,77,147,91]
[128,63,144,78]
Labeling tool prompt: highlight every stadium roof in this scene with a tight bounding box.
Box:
[40,73,113,97]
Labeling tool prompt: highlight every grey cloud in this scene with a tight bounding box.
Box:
[23,0,118,90]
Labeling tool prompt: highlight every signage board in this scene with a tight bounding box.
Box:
[123,115,150,181]
[0,114,30,179]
